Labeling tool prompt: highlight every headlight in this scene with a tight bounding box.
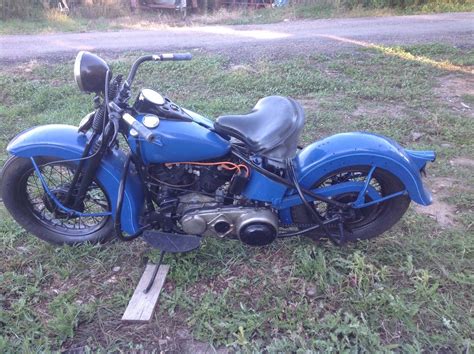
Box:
[74,51,111,94]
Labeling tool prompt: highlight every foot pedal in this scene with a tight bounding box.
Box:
[143,230,201,253]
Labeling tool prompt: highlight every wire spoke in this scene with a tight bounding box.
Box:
[24,161,110,235]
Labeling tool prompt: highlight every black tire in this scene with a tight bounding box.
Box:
[291,166,410,242]
[1,156,115,245]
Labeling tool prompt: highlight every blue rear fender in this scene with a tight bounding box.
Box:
[295,132,436,206]
[6,124,144,234]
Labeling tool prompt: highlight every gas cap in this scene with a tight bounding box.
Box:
[129,128,139,137]
[142,114,160,129]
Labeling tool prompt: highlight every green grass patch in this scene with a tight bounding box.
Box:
[0,43,473,351]
[0,11,116,35]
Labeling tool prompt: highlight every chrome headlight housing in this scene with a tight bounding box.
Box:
[74,51,111,94]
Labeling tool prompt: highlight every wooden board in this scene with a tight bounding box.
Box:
[122,263,170,323]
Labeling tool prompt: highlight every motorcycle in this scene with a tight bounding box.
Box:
[1,52,436,262]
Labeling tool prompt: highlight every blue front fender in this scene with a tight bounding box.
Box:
[296,132,436,205]
[7,124,145,234]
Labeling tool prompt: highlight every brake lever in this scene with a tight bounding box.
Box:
[117,81,131,106]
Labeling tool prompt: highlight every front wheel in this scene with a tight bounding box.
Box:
[291,166,411,242]
[1,156,114,245]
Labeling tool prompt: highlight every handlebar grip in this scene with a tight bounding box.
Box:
[122,113,156,142]
[172,53,193,61]
[154,53,193,61]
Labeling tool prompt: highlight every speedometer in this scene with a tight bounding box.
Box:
[139,89,165,106]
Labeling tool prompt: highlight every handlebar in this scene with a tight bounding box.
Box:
[115,53,193,141]
[99,53,192,145]
[126,52,193,86]
[153,53,193,61]
[122,113,156,142]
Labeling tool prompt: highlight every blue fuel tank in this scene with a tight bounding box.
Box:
[127,113,231,164]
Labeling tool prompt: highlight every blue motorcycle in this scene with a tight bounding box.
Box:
[1,52,436,252]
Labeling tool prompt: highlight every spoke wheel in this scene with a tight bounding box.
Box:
[291,166,410,241]
[1,156,115,245]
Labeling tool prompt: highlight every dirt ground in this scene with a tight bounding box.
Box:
[0,12,473,62]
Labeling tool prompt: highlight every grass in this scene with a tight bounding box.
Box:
[1,1,473,35]
[0,10,118,35]
[200,0,474,25]
[0,43,473,351]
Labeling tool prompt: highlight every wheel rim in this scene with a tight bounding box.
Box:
[291,167,392,232]
[21,161,111,236]
[317,169,384,229]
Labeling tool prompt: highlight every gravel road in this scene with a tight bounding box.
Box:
[0,12,473,62]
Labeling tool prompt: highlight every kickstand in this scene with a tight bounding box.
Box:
[144,250,166,294]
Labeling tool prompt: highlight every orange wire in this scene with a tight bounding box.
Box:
[165,161,250,177]
[238,164,250,177]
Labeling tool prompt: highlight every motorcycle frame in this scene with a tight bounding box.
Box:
[6,53,436,238]
[7,119,436,238]
[28,130,410,241]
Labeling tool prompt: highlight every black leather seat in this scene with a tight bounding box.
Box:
[215,96,305,161]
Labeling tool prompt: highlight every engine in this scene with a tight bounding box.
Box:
[180,199,279,246]
[147,163,279,246]
[148,162,232,194]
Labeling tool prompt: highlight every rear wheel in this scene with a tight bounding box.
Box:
[291,166,410,242]
[1,156,114,245]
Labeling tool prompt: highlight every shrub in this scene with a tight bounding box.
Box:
[336,0,471,9]
[0,0,45,19]
[0,0,130,19]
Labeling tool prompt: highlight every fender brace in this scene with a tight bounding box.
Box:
[30,157,112,218]
[285,158,346,245]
